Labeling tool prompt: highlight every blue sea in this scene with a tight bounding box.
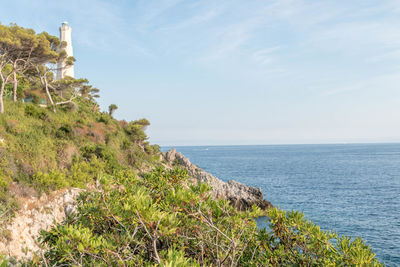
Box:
[163,144,400,266]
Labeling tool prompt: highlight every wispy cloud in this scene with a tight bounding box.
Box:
[159,5,222,32]
[367,49,400,63]
[199,21,255,61]
[322,72,400,96]
[133,0,183,33]
[252,46,280,65]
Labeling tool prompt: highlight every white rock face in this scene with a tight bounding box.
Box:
[0,188,83,259]
[56,22,74,79]
[163,149,272,210]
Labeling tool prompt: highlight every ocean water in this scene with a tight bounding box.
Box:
[162,144,400,266]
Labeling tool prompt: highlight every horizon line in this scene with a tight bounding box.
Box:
[160,141,400,148]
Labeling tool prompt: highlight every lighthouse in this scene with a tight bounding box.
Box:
[56,22,74,80]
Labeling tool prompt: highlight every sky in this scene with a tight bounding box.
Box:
[2,0,400,146]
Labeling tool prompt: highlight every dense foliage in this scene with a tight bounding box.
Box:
[0,98,159,225]
[13,168,379,266]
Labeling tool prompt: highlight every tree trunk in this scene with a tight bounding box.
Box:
[0,81,5,114]
[45,84,56,113]
[13,72,17,102]
[41,74,56,113]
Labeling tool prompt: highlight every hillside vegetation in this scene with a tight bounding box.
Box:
[0,97,159,220]
[0,23,383,266]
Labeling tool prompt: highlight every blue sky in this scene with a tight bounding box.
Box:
[2,0,400,145]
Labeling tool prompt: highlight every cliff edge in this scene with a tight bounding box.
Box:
[162,148,272,211]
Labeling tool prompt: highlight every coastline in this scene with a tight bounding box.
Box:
[162,148,272,211]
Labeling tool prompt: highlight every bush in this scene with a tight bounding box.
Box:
[80,144,121,171]
[64,101,78,112]
[32,171,69,193]
[32,167,382,266]
[4,119,21,134]
[0,153,15,202]
[124,119,150,144]
[144,142,160,155]
[31,159,105,193]
[126,145,148,168]
[246,208,382,266]
[0,171,10,201]
[56,124,74,139]
[98,113,112,124]
[24,104,49,121]
[68,158,105,186]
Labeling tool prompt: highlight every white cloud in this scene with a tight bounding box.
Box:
[252,46,280,65]
[133,0,183,33]
[322,72,400,96]
[157,1,223,32]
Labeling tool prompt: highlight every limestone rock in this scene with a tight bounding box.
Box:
[162,149,272,211]
[0,187,83,260]
[165,148,177,162]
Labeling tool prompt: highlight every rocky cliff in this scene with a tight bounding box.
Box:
[0,186,83,260]
[162,148,272,211]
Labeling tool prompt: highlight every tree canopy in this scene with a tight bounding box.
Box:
[108,104,118,117]
[0,23,94,113]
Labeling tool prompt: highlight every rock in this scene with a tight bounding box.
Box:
[0,187,84,260]
[165,148,177,162]
[64,203,77,217]
[162,149,272,211]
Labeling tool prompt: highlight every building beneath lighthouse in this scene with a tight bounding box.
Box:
[56,22,74,80]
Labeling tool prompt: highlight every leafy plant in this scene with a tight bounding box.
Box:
[24,104,49,121]
[30,167,382,266]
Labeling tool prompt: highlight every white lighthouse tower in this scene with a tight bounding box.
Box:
[56,22,74,80]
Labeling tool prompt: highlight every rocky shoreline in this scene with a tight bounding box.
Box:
[162,148,272,211]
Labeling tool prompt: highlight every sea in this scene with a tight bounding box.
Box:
[162,144,400,266]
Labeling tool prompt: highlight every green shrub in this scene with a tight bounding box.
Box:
[0,254,10,266]
[98,113,112,124]
[56,124,74,139]
[126,145,148,168]
[144,141,160,155]
[68,158,105,186]
[4,119,21,134]
[0,171,10,201]
[64,101,78,112]
[32,167,382,266]
[24,104,49,121]
[80,143,120,171]
[245,208,382,266]
[124,119,150,143]
[32,171,69,193]
[28,158,106,193]
[161,248,199,267]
